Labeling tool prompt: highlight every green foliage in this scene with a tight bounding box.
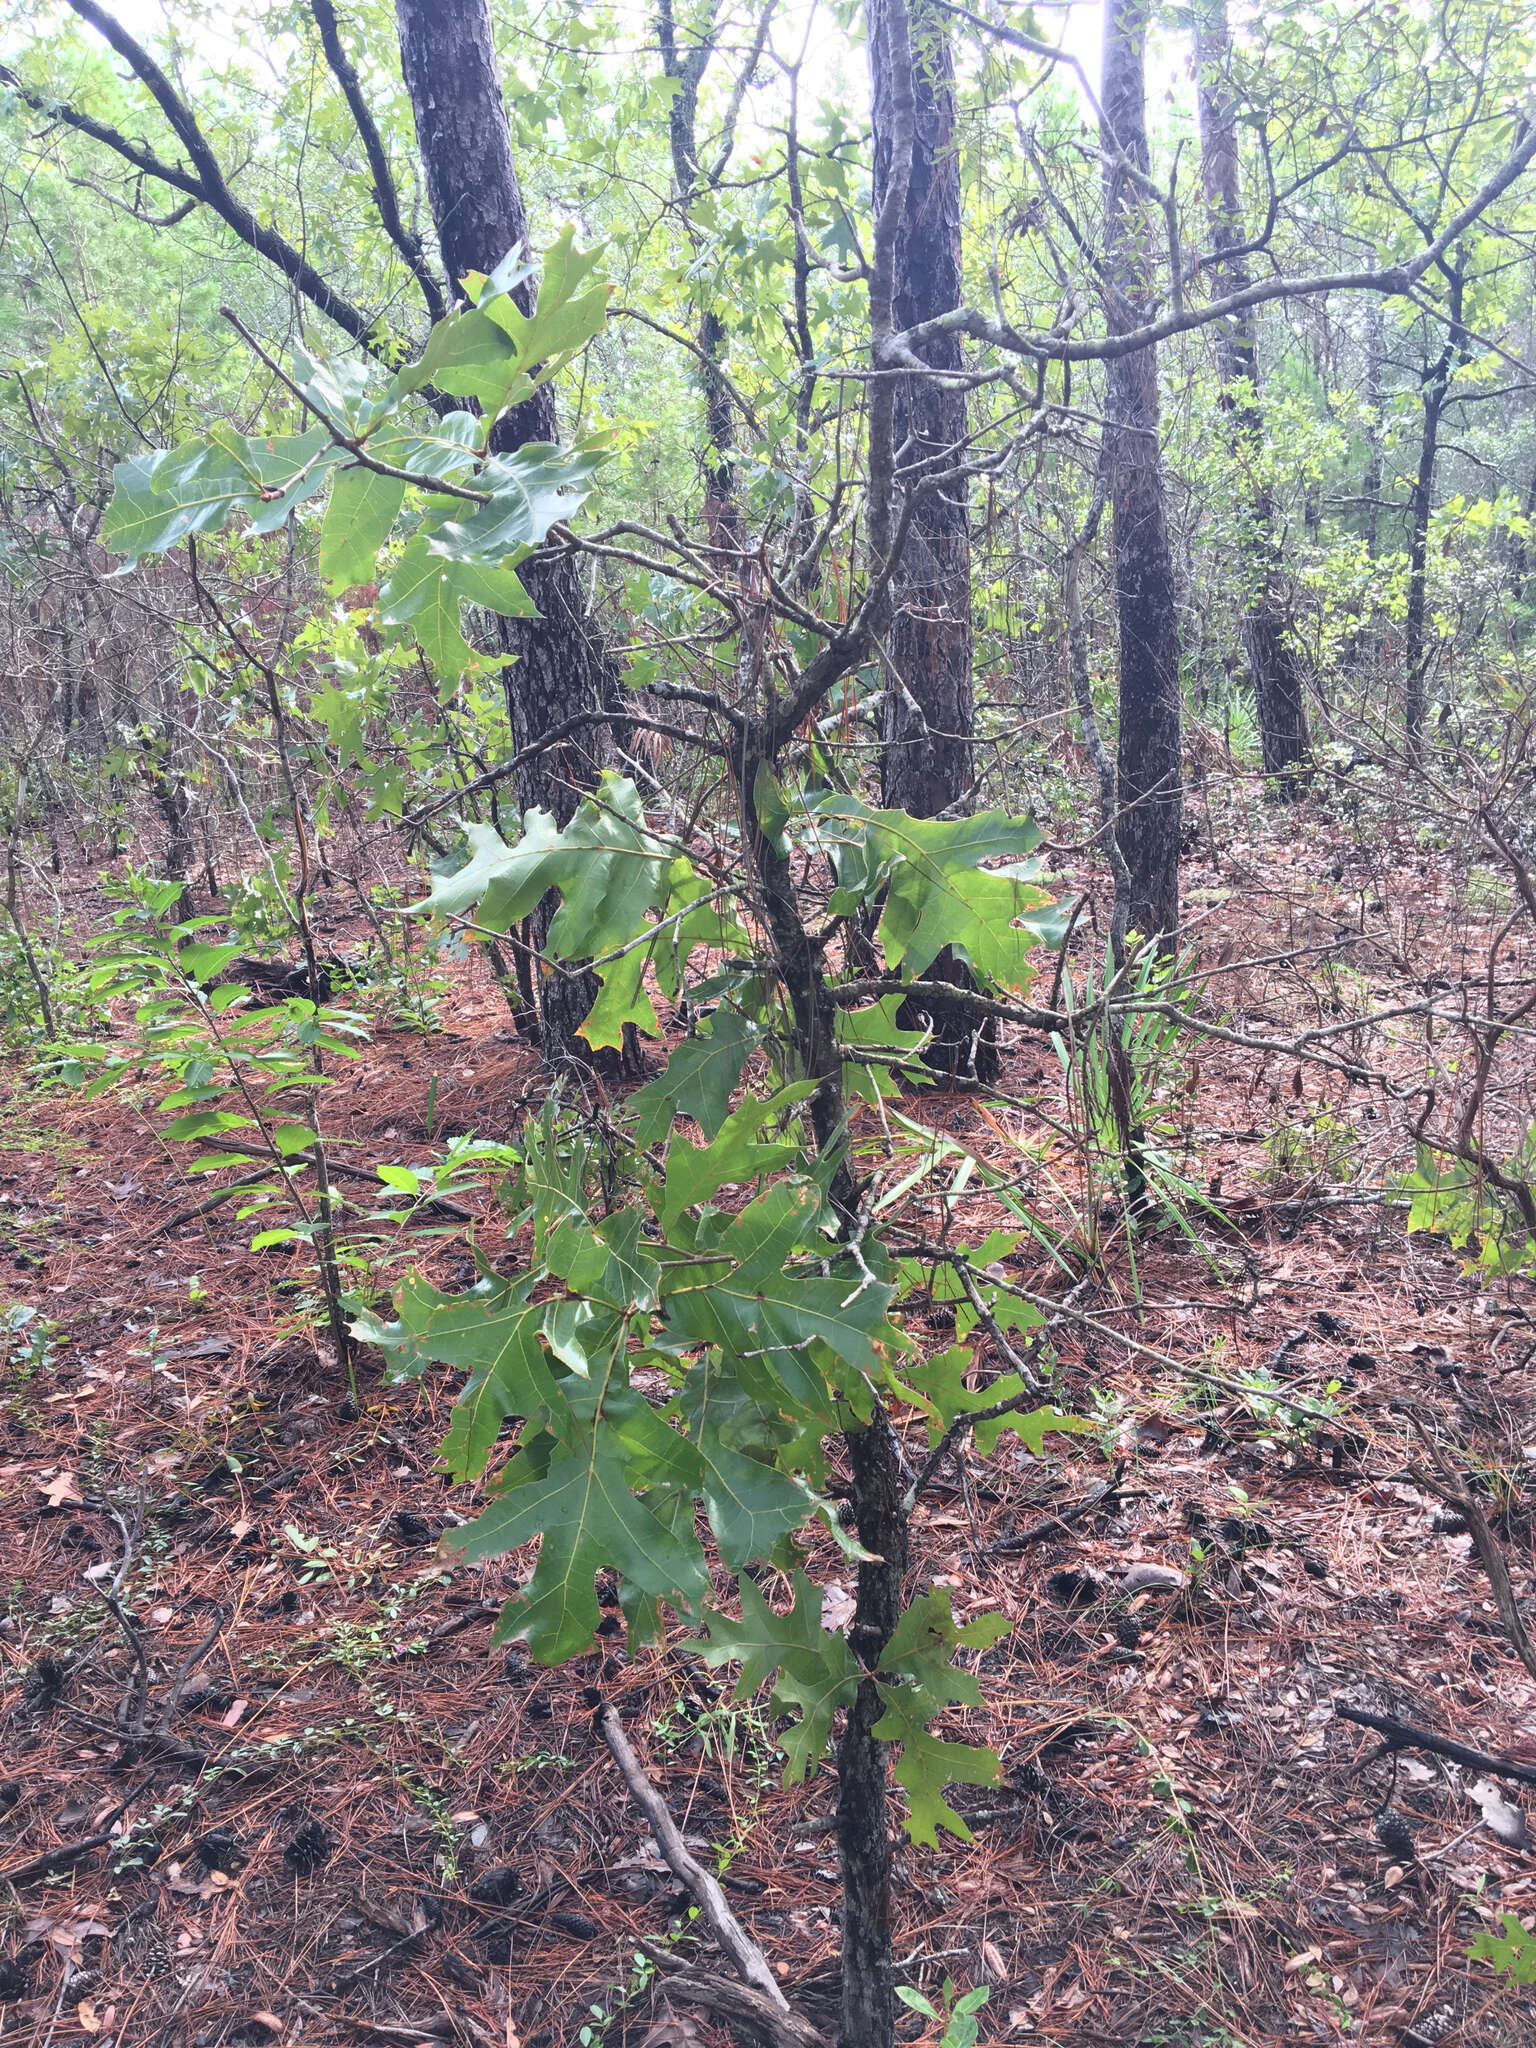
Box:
[1398,1138,1536,1276]
[895,1978,991,2048]
[352,774,1085,1838]
[57,877,368,1247]
[810,796,1065,990]
[100,227,612,680]
[1469,1911,1536,1985]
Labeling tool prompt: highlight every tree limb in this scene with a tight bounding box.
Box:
[307,0,447,323]
[596,1704,808,2026]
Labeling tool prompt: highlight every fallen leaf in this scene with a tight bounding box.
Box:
[220,1698,249,1729]
[818,1580,856,1632]
[1468,1777,1529,1848]
[77,2000,101,2034]
[37,1471,83,1508]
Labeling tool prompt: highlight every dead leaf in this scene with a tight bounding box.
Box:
[77,2000,102,2035]
[220,1698,248,1729]
[37,1471,82,1508]
[639,2001,708,2048]
[818,1580,856,1632]
[1468,1778,1529,1848]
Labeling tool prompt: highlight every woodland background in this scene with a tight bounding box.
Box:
[3,4,1536,2048]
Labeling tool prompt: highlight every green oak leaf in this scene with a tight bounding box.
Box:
[542,776,668,960]
[873,1588,1010,1845]
[447,1430,708,1663]
[664,1185,894,1418]
[377,534,533,678]
[103,429,336,566]
[772,1644,863,1781]
[659,1079,818,1231]
[415,812,565,931]
[355,1272,568,1480]
[694,1423,817,1568]
[836,994,932,1102]
[652,858,753,1003]
[580,943,661,1049]
[545,1207,660,1312]
[700,1571,861,1779]
[429,444,604,563]
[629,1007,760,1145]
[700,1568,828,1697]
[319,464,405,592]
[1469,1910,1536,1985]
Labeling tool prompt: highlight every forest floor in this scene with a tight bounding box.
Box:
[4,779,1536,2048]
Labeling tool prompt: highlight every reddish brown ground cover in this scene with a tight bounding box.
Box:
[3,799,1536,2048]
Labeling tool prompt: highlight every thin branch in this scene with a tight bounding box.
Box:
[307,0,447,323]
[595,1704,798,2015]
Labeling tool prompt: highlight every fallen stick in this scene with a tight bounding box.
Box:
[1408,1418,1536,1685]
[393,1603,499,1657]
[632,1953,827,2048]
[1334,1704,1536,1790]
[984,1463,1133,1556]
[146,1170,271,1239]
[0,1782,150,1886]
[596,1702,815,2037]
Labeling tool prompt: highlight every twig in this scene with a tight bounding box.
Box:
[144,1171,270,1240]
[984,1463,1132,1555]
[633,1942,826,2048]
[154,1605,230,1735]
[0,1783,150,1886]
[393,1603,499,1657]
[596,1705,796,2015]
[190,1137,476,1221]
[1408,1418,1536,1684]
[1335,1704,1536,1790]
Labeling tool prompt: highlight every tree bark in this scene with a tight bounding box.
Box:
[835,1409,909,2048]
[1363,292,1385,560]
[1102,0,1182,945]
[1404,256,1468,747]
[394,0,635,1072]
[657,1,748,560]
[1193,0,1308,792]
[870,0,996,1078]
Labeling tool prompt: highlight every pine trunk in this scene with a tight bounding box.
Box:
[1194,0,1309,791]
[394,0,634,1073]
[870,0,995,1079]
[1405,259,1468,746]
[1102,0,1183,945]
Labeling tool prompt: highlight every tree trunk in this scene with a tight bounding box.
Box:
[870,0,995,1078]
[1363,292,1385,559]
[395,0,636,1073]
[835,1410,909,2048]
[1102,0,1182,946]
[657,0,746,560]
[1404,257,1468,747]
[1193,0,1308,792]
